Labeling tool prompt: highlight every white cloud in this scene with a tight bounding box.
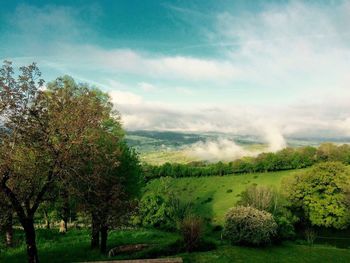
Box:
[175,87,194,95]
[109,90,143,105]
[138,82,158,92]
[110,87,350,142]
[147,56,239,81]
[213,1,350,96]
[336,117,350,136]
[3,1,350,142]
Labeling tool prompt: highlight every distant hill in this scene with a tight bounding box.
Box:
[126,130,350,164]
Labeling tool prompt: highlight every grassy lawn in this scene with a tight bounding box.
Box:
[1,228,349,263]
[182,244,350,263]
[145,169,304,224]
[0,228,180,263]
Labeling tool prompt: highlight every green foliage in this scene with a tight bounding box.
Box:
[134,192,193,231]
[134,194,173,229]
[284,162,350,229]
[237,185,296,240]
[167,196,193,229]
[273,211,297,240]
[223,206,277,246]
[116,142,143,198]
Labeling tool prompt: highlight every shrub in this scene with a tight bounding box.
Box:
[133,194,193,230]
[180,215,203,252]
[274,212,297,240]
[237,185,297,240]
[135,194,173,229]
[223,206,277,246]
[237,185,277,212]
[167,196,192,229]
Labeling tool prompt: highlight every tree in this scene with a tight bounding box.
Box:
[284,162,350,229]
[0,192,13,247]
[42,80,143,254]
[0,62,112,263]
[135,194,173,229]
[83,142,141,253]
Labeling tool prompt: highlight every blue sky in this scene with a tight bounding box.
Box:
[1,0,350,142]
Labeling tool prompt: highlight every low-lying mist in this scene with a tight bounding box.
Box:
[188,127,286,162]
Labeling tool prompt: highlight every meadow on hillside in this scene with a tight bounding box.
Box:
[145,170,299,224]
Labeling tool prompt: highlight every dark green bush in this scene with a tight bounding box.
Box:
[223,206,277,246]
[274,213,297,241]
[133,194,193,230]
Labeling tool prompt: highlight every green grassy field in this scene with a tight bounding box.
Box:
[0,229,180,263]
[145,169,305,224]
[140,150,198,165]
[181,244,350,263]
[4,168,350,263]
[2,228,350,263]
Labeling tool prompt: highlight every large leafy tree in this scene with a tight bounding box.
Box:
[284,162,350,229]
[45,76,142,254]
[79,133,141,253]
[0,62,113,263]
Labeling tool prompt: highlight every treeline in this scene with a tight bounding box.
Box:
[143,143,350,181]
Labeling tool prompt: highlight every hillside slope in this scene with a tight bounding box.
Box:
[145,169,304,224]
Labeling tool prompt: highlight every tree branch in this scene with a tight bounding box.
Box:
[29,168,56,216]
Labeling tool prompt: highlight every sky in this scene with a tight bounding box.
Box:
[1,0,350,142]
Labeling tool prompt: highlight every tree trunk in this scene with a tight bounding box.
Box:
[91,214,100,249]
[5,212,13,247]
[100,225,108,254]
[23,218,39,263]
[43,210,50,230]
